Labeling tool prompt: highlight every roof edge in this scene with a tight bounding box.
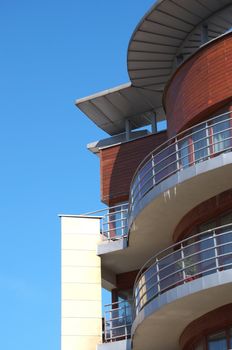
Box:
[75,82,131,106]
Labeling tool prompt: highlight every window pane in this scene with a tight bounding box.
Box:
[194,340,204,350]
[211,115,231,153]
[192,123,208,162]
[208,331,227,350]
[179,138,190,168]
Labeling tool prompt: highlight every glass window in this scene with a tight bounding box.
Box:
[211,114,231,154]
[229,328,232,348]
[192,123,208,163]
[194,340,204,350]
[179,137,190,168]
[208,331,227,350]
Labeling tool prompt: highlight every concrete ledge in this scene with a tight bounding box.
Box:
[97,339,131,350]
[97,237,127,256]
[132,270,232,350]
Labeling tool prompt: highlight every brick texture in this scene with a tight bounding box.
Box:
[100,131,167,205]
[173,190,232,243]
[180,304,232,350]
[164,33,232,137]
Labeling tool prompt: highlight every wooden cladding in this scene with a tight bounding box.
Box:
[164,32,232,138]
[100,131,167,205]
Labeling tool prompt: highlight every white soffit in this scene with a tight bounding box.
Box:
[128,0,232,91]
[76,83,164,136]
[76,0,232,136]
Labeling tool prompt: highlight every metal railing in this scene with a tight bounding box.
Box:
[82,203,128,241]
[129,111,232,213]
[104,300,132,342]
[134,223,232,316]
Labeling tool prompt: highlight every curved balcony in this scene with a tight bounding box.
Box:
[132,224,232,350]
[134,223,232,315]
[129,111,232,215]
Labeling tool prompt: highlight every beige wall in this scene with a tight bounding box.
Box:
[61,216,102,350]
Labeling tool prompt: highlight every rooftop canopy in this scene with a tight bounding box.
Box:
[76,82,164,136]
[76,0,232,136]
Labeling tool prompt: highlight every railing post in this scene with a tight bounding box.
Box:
[206,121,211,159]
[175,137,180,171]
[104,311,111,341]
[213,229,219,271]
[124,303,127,339]
[152,153,156,186]
[181,243,186,282]
[156,258,161,295]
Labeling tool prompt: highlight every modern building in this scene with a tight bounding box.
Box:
[61,1,232,350]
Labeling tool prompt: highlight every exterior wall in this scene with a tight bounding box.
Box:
[173,190,232,242]
[180,304,232,349]
[164,33,232,137]
[100,131,167,205]
[61,216,102,350]
[116,270,139,290]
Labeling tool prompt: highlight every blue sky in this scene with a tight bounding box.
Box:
[0,1,155,349]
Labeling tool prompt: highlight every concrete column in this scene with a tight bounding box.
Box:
[61,216,102,350]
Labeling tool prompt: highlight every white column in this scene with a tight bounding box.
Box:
[61,216,102,350]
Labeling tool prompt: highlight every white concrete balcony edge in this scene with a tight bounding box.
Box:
[132,270,232,350]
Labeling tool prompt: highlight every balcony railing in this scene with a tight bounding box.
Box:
[104,300,132,342]
[129,111,232,213]
[82,203,128,241]
[134,223,232,316]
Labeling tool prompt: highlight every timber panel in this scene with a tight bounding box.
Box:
[100,132,167,205]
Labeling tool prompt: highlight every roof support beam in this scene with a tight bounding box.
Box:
[125,119,132,141]
[201,24,208,45]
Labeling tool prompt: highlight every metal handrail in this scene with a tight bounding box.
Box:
[129,111,232,212]
[104,300,132,342]
[133,223,232,316]
[81,112,232,242]
[81,203,129,241]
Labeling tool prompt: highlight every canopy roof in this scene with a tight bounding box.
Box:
[76,0,232,136]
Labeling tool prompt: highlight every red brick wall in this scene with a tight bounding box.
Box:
[100,131,167,205]
[173,190,232,243]
[180,304,232,350]
[164,32,232,138]
[116,270,139,290]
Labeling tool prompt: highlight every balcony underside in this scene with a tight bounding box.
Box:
[132,270,232,350]
[99,153,232,277]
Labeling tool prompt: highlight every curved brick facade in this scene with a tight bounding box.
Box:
[164,32,232,138]
[173,190,232,243]
[180,304,232,350]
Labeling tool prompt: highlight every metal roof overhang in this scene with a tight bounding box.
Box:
[128,0,232,94]
[76,0,232,136]
[76,82,164,136]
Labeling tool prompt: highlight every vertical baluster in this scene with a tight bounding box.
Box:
[124,303,127,339]
[181,243,186,282]
[152,153,156,187]
[156,257,161,295]
[205,121,210,159]
[109,309,112,341]
[107,211,110,240]
[175,137,180,171]
[213,229,219,271]
[121,206,124,237]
